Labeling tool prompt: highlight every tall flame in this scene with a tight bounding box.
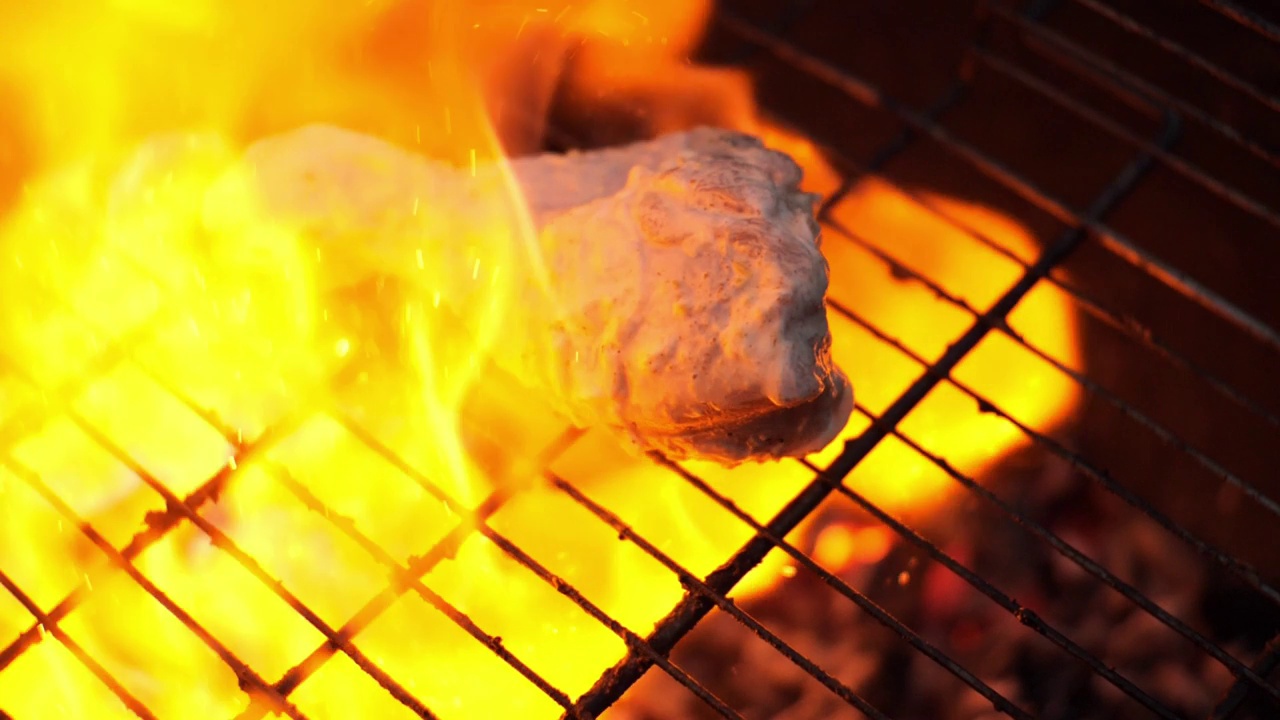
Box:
[0,1,1081,717]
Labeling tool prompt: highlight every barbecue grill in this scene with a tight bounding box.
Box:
[1,0,1278,718]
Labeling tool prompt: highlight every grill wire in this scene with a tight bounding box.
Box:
[1,0,1278,718]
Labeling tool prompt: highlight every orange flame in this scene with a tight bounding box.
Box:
[0,0,1081,716]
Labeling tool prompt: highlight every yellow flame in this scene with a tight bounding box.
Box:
[0,0,1081,716]
[809,176,1082,513]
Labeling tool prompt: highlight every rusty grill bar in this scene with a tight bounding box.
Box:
[1,0,1278,718]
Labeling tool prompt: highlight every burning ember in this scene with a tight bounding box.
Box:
[0,0,1083,716]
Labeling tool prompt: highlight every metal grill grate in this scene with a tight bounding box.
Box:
[1,0,1278,718]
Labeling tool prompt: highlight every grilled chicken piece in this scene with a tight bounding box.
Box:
[137,125,854,464]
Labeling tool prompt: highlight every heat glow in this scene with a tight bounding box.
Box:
[0,1,1081,717]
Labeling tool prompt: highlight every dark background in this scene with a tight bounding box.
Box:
[550,0,1280,707]
[556,2,1280,717]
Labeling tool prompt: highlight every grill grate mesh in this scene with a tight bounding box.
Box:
[1,0,1278,718]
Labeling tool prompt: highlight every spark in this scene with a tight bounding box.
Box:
[84,574,93,590]
[412,196,420,216]
[416,248,425,269]
[632,10,649,24]
[433,290,441,308]
[415,124,421,144]
[227,456,237,470]
[472,258,480,279]
[469,148,477,177]
[335,338,351,357]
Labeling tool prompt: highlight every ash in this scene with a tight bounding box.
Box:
[615,447,1280,720]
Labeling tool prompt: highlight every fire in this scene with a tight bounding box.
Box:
[0,1,1081,717]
